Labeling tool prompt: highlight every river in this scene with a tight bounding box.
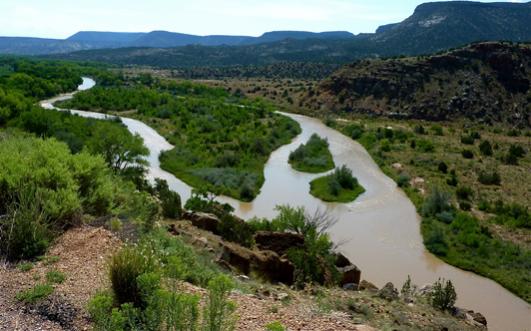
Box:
[41,77,530,331]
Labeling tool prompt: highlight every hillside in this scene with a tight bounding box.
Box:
[42,1,531,72]
[371,1,531,55]
[307,42,531,126]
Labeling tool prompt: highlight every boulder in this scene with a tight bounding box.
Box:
[218,242,294,285]
[334,252,352,268]
[467,311,487,326]
[378,282,399,301]
[183,212,220,234]
[338,265,361,287]
[254,231,304,256]
[359,280,379,292]
[342,283,359,291]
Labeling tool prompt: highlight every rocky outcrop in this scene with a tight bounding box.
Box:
[312,42,531,127]
[254,231,304,256]
[182,211,220,234]
[218,242,294,285]
[359,280,379,292]
[338,265,361,288]
[378,282,399,301]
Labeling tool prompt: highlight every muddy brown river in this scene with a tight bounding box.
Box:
[41,78,530,331]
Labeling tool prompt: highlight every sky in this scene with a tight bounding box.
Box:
[0,0,525,39]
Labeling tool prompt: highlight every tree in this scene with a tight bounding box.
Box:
[87,121,149,173]
[431,279,457,311]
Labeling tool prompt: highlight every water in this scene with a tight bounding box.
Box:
[41,78,531,331]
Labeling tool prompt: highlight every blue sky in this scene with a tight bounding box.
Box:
[0,0,525,38]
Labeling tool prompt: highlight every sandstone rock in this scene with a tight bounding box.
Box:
[254,231,304,256]
[378,282,399,301]
[183,212,220,234]
[338,265,361,287]
[359,280,379,292]
[467,311,487,326]
[392,163,403,170]
[218,242,294,285]
[334,252,352,268]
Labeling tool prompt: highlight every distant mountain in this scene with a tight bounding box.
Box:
[308,42,531,126]
[371,1,531,55]
[241,31,354,45]
[0,30,355,55]
[67,31,147,46]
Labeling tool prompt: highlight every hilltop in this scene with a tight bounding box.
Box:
[306,42,531,126]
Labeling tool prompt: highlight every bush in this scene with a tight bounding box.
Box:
[422,187,452,217]
[437,162,448,174]
[430,279,457,311]
[424,225,448,256]
[478,170,501,185]
[217,214,254,248]
[456,186,473,200]
[109,246,158,308]
[479,140,493,156]
[417,139,435,152]
[459,202,471,211]
[414,125,425,135]
[396,173,410,188]
[202,275,238,331]
[154,178,182,219]
[88,292,127,331]
[461,149,474,159]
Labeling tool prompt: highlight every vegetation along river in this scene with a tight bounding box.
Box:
[40,78,530,331]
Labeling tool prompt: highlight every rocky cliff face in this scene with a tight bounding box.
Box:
[310,42,530,126]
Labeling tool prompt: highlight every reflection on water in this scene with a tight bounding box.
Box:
[41,78,530,331]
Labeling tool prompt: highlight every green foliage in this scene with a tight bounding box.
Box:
[396,173,411,188]
[17,262,34,272]
[202,275,238,331]
[417,139,434,152]
[479,140,493,156]
[155,179,182,219]
[421,187,452,218]
[46,270,66,284]
[456,186,473,201]
[437,161,448,174]
[62,82,300,201]
[88,292,127,331]
[401,275,413,299]
[289,134,335,173]
[461,149,474,159]
[310,166,365,202]
[430,279,457,311]
[109,246,158,308]
[16,283,54,304]
[477,169,501,185]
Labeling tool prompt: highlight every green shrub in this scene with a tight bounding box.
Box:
[422,187,452,217]
[461,149,474,159]
[88,292,126,331]
[396,173,411,188]
[417,139,434,152]
[109,246,158,308]
[155,178,182,219]
[459,202,471,211]
[456,186,473,200]
[478,170,501,185]
[46,270,66,284]
[430,279,457,311]
[202,275,238,331]
[16,283,54,304]
[0,185,51,261]
[424,224,448,256]
[147,289,200,331]
[217,214,255,248]
[414,125,425,135]
[437,162,448,174]
[479,140,493,156]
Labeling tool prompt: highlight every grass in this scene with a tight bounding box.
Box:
[46,270,66,284]
[289,133,334,173]
[16,283,54,303]
[17,262,34,272]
